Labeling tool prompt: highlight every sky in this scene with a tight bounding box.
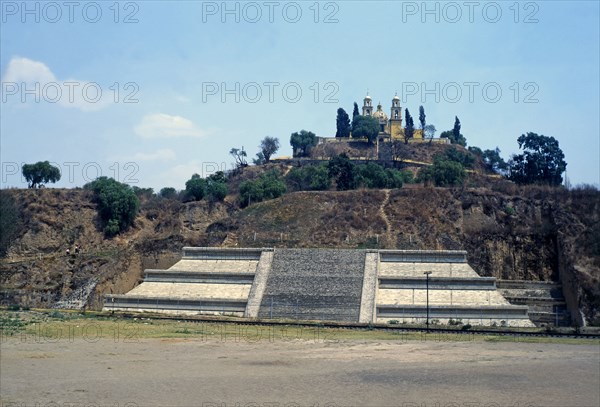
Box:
[1,0,599,190]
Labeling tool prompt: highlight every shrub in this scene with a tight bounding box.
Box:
[207,181,228,201]
[84,177,140,237]
[206,172,228,201]
[185,174,207,201]
[239,170,286,207]
[443,147,475,168]
[159,187,177,199]
[287,165,331,191]
[418,158,465,187]
[328,153,357,191]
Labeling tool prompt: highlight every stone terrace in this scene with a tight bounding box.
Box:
[257,248,366,322]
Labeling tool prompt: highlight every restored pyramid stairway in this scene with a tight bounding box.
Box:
[496,280,571,327]
[257,249,366,322]
[104,247,536,327]
[371,251,533,327]
[104,247,273,316]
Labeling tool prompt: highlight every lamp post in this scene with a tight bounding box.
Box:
[424,271,432,330]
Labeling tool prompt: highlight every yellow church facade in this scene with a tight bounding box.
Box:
[359,94,448,144]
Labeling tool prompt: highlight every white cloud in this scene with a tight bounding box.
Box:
[2,57,56,83]
[1,56,110,111]
[134,113,206,139]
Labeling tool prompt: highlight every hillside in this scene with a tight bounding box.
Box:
[1,184,599,325]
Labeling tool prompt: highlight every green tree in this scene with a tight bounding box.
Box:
[328,153,356,191]
[239,170,286,207]
[357,162,388,189]
[418,158,465,187]
[159,187,177,199]
[355,163,409,189]
[352,102,360,119]
[453,116,461,143]
[84,177,140,237]
[418,105,426,135]
[508,132,567,185]
[482,148,508,173]
[424,124,436,144]
[207,182,227,201]
[351,115,379,144]
[132,186,154,200]
[404,109,415,144]
[259,136,280,162]
[286,165,330,191]
[336,108,351,138]
[253,152,266,165]
[468,146,483,156]
[440,117,467,146]
[185,174,207,201]
[206,171,228,201]
[444,147,475,168]
[230,147,248,170]
[22,161,61,188]
[290,130,317,157]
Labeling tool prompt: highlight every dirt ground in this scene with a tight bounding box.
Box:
[1,331,599,407]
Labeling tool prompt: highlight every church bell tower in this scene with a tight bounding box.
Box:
[390,94,403,140]
[362,93,373,116]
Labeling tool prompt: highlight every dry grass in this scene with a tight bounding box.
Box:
[2,311,598,345]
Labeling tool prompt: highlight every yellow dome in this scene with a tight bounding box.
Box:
[373,103,388,121]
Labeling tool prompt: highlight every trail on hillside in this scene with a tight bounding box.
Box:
[379,189,392,247]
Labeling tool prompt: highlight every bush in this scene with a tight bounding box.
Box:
[208,181,228,201]
[84,177,140,237]
[239,170,286,207]
[418,158,465,187]
[328,154,357,191]
[132,186,154,199]
[356,163,408,189]
[206,171,228,201]
[444,147,475,168]
[287,165,331,191]
[185,174,207,201]
[159,187,177,199]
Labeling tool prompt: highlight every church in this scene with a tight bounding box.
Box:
[359,93,447,144]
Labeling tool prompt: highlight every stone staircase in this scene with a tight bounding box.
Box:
[103,247,272,316]
[496,280,571,327]
[374,251,534,327]
[257,248,365,322]
[103,247,536,327]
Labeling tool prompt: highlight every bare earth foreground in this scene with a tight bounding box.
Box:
[1,330,599,407]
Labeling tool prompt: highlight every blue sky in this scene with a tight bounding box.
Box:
[1,0,599,190]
